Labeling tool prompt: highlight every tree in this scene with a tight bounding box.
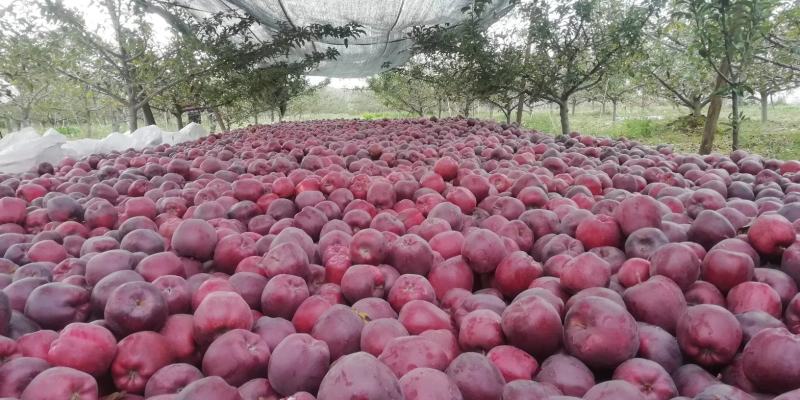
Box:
[515,4,537,125]
[0,34,58,129]
[285,79,331,121]
[407,1,519,118]
[746,8,800,124]
[754,1,800,74]
[368,70,438,117]
[519,0,657,135]
[678,0,779,152]
[41,0,172,131]
[484,45,527,124]
[0,7,71,129]
[0,5,116,134]
[242,65,330,122]
[41,0,363,132]
[403,59,474,118]
[146,35,221,129]
[749,58,799,122]
[594,71,640,122]
[39,0,212,131]
[643,19,716,117]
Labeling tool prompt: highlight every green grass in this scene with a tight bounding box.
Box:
[477,103,800,160]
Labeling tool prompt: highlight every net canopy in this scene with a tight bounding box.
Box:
[174,0,515,78]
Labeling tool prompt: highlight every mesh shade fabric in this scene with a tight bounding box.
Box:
[174,0,515,77]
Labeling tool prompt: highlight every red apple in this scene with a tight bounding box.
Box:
[19,366,98,400]
[563,296,639,369]
[47,322,116,376]
[676,304,741,367]
[111,331,174,393]
[486,345,538,382]
[202,328,270,386]
[268,333,330,396]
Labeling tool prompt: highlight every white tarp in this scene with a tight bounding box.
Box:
[163,122,208,145]
[174,0,515,78]
[61,138,101,160]
[0,128,67,174]
[95,132,132,155]
[0,123,210,174]
[127,125,164,149]
[0,127,40,150]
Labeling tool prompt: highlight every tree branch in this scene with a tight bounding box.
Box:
[134,63,217,108]
[754,55,800,72]
[55,67,126,103]
[649,71,695,108]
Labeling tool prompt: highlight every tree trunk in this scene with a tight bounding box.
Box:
[515,93,525,124]
[253,112,259,125]
[691,103,703,117]
[731,88,740,151]
[87,92,97,136]
[111,112,122,133]
[516,7,535,126]
[21,107,32,128]
[176,110,184,128]
[438,98,442,119]
[172,112,183,129]
[504,106,512,124]
[601,101,606,115]
[270,109,275,122]
[142,101,156,126]
[213,108,227,132]
[279,101,287,122]
[760,90,768,123]
[612,100,618,123]
[699,62,729,155]
[85,108,92,137]
[571,98,577,116]
[463,97,473,117]
[558,101,570,136]
[127,103,138,132]
[173,104,184,128]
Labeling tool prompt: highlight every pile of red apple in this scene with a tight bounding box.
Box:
[1,117,800,400]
